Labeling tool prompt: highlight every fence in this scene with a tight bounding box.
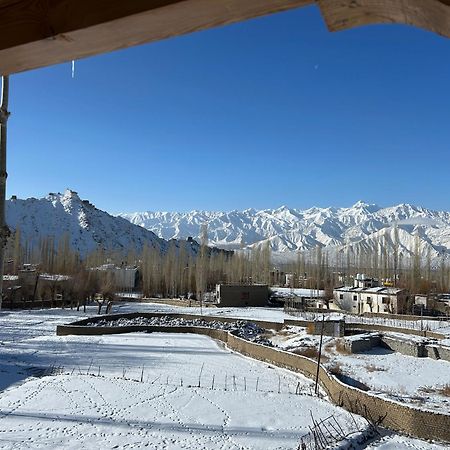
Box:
[57,313,450,443]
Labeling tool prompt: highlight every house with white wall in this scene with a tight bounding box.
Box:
[333,274,409,314]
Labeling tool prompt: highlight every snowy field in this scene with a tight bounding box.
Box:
[0,331,359,450]
[270,326,450,414]
[0,306,361,449]
[0,305,449,449]
[326,344,450,414]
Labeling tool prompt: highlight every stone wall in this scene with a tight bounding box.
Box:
[336,332,450,363]
[56,313,450,443]
[225,333,450,443]
[346,323,446,340]
[425,344,450,362]
[380,335,427,357]
[341,334,381,354]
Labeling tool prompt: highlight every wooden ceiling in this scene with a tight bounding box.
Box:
[0,0,449,75]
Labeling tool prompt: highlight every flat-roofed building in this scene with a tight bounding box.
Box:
[334,285,409,314]
[91,264,139,291]
[216,284,269,307]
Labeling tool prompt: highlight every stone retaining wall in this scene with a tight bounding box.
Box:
[380,335,427,358]
[56,313,450,443]
[342,335,381,354]
[224,334,450,442]
[338,333,450,363]
[64,311,284,332]
[425,344,450,362]
[346,323,446,340]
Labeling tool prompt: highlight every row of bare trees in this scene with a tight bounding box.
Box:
[3,226,450,305]
[3,230,269,302]
[282,240,450,296]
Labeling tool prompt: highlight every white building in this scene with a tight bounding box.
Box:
[91,264,138,291]
[333,274,409,314]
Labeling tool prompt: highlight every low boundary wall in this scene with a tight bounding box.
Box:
[61,311,284,332]
[57,313,450,443]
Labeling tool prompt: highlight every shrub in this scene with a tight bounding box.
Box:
[328,362,343,376]
[365,364,386,373]
[335,339,351,355]
[439,384,450,397]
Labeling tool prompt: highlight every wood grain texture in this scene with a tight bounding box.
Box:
[0,0,313,74]
[0,0,448,75]
[317,0,450,37]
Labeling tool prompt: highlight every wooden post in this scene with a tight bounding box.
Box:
[0,76,10,310]
[314,313,325,395]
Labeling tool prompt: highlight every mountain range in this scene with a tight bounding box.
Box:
[119,202,450,265]
[5,190,449,266]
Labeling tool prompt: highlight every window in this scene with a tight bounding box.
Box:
[382,297,390,304]
[339,294,344,300]
[353,295,357,301]
[366,296,372,304]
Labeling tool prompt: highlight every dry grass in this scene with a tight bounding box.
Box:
[365,364,386,373]
[276,329,293,337]
[419,386,436,394]
[293,347,319,358]
[335,339,351,355]
[439,384,450,397]
[328,362,343,376]
[293,347,329,363]
[419,384,450,397]
[324,341,335,352]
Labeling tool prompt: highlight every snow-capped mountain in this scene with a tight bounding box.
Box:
[6,190,203,256]
[119,202,450,264]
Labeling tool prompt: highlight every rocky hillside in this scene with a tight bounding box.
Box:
[6,190,204,257]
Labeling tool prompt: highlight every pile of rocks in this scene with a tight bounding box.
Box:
[86,316,273,346]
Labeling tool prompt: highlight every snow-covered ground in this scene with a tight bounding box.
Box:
[365,435,450,450]
[285,310,450,338]
[267,325,450,415]
[115,302,294,323]
[1,331,356,450]
[0,306,360,449]
[0,305,448,449]
[346,315,450,337]
[327,345,450,414]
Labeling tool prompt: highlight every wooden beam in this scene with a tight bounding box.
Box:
[0,0,313,75]
[317,0,450,38]
[0,0,448,75]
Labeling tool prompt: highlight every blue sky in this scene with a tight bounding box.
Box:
[7,5,450,213]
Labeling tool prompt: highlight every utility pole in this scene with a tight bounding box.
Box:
[0,76,11,310]
[314,313,325,395]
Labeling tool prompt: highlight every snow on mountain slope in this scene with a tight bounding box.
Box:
[6,190,198,256]
[119,202,450,263]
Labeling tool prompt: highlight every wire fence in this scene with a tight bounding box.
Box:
[285,309,450,333]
